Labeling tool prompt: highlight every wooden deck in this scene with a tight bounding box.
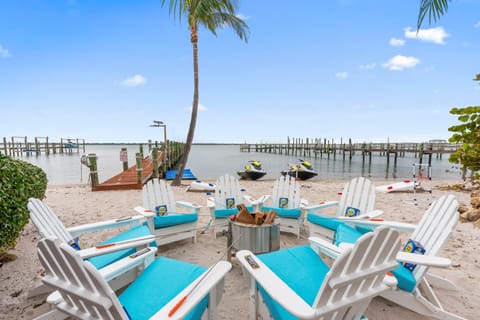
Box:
[93,152,162,191]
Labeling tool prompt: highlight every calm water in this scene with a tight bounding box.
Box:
[11,144,462,185]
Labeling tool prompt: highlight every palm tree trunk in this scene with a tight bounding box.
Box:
[172,25,199,186]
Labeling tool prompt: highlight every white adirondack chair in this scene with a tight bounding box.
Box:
[237,226,402,319]
[205,174,256,238]
[316,194,464,320]
[306,177,383,242]
[37,236,232,320]
[28,198,156,293]
[134,179,200,246]
[256,175,309,239]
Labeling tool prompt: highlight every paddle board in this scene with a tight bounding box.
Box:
[376,180,421,193]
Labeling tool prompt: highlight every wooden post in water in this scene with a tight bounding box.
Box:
[394,144,398,166]
[136,152,143,184]
[361,143,366,162]
[88,154,99,189]
[152,146,158,178]
[2,137,6,155]
[386,142,390,168]
[349,138,353,160]
[34,137,40,155]
[330,138,334,160]
[45,137,50,155]
[418,143,424,164]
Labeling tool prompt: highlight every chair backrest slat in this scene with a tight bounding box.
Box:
[214,174,244,209]
[314,226,401,317]
[410,194,459,281]
[37,236,127,320]
[143,179,177,213]
[28,198,73,243]
[271,175,301,208]
[337,177,376,217]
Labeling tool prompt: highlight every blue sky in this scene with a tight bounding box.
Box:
[1,0,479,144]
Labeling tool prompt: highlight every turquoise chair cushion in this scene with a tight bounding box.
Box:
[355,225,373,234]
[334,224,363,245]
[306,212,344,231]
[119,257,208,319]
[261,206,302,219]
[257,245,330,319]
[89,224,156,270]
[391,262,417,292]
[334,224,416,292]
[153,212,198,229]
[214,206,254,218]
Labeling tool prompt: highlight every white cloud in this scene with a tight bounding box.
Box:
[236,13,250,20]
[389,37,406,46]
[475,21,480,28]
[120,74,147,87]
[335,72,349,80]
[360,63,376,70]
[383,55,420,71]
[0,45,11,58]
[186,103,208,112]
[404,27,450,45]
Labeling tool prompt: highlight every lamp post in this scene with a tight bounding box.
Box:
[150,120,167,176]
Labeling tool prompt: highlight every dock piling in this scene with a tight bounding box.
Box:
[88,154,99,188]
[136,152,143,184]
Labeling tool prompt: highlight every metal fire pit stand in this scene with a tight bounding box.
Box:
[227,220,280,262]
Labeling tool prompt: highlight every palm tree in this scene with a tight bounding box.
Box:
[161,0,249,186]
[417,0,450,29]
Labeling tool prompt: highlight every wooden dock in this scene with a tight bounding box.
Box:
[93,152,162,191]
[240,138,459,160]
[1,136,85,156]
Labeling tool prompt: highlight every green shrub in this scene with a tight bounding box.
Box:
[0,153,47,251]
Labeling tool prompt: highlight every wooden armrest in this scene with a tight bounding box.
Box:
[133,206,155,217]
[151,261,232,319]
[396,252,451,268]
[67,215,146,236]
[243,195,256,205]
[317,238,451,268]
[256,194,271,204]
[334,219,417,233]
[78,235,155,259]
[236,250,315,319]
[299,198,309,207]
[308,236,344,259]
[206,198,215,208]
[176,201,202,211]
[335,209,384,221]
[305,200,339,211]
[250,195,269,207]
[98,246,157,282]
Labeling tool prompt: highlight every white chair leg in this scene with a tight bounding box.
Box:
[28,284,53,299]
[382,289,465,320]
[425,273,457,291]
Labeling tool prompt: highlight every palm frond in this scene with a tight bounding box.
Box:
[162,0,249,42]
[204,12,249,42]
[417,0,450,30]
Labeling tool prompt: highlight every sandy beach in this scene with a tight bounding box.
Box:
[1,178,478,320]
